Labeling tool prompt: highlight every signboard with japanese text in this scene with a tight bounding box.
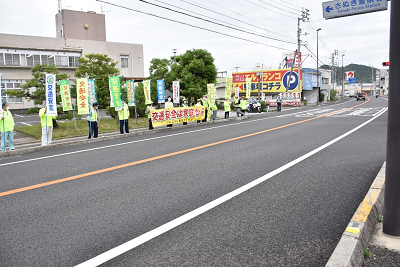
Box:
[207,84,216,103]
[77,78,89,115]
[303,73,322,90]
[150,106,205,127]
[225,76,233,99]
[282,52,302,68]
[157,80,165,104]
[235,86,239,97]
[126,80,136,106]
[109,76,123,110]
[60,79,73,111]
[143,80,152,104]
[323,0,388,20]
[88,79,97,105]
[233,69,303,93]
[245,78,251,98]
[45,74,57,116]
[173,81,180,104]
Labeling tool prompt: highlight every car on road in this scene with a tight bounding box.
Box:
[356,93,366,101]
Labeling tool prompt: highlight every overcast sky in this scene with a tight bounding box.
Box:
[0,0,391,76]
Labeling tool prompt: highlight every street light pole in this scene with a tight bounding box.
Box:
[317,28,321,106]
[172,48,177,63]
[342,54,345,100]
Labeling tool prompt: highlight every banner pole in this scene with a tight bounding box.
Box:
[45,73,48,145]
[1,73,6,151]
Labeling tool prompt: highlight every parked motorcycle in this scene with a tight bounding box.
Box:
[247,101,262,113]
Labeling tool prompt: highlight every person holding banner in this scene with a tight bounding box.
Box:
[209,101,217,121]
[145,102,155,130]
[224,98,231,119]
[201,95,208,122]
[240,96,248,117]
[87,102,99,139]
[1,102,15,152]
[39,101,58,146]
[118,100,130,134]
[234,96,241,117]
[165,96,173,128]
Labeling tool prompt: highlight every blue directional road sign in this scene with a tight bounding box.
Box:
[322,0,388,20]
[349,78,356,84]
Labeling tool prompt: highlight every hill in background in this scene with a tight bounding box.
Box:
[320,63,378,84]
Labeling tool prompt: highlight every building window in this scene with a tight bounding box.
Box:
[322,78,329,84]
[0,53,4,66]
[2,80,23,103]
[69,56,75,67]
[121,57,128,68]
[75,57,80,67]
[41,55,48,65]
[5,53,13,66]
[49,56,55,65]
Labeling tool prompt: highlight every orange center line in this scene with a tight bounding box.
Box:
[0,99,369,198]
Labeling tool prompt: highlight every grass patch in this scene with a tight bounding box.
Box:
[364,247,372,259]
[16,118,148,140]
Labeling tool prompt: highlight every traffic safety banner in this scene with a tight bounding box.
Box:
[59,79,73,111]
[77,78,89,115]
[150,106,206,127]
[45,74,57,116]
[233,68,303,93]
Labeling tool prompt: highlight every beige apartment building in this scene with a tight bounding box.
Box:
[0,9,145,110]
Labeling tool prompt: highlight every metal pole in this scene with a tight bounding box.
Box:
[1,73,5,151]
[317,28,321,105]
[342,54,345,100]
[383,0,400,237]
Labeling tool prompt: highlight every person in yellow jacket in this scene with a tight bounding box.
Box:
[165,96,173,127]
[1,102,15,152]
[208,100,217,121]
[234,96,240,117]
[118,100,130,134]
[145,102,155,130]
[240,96,249,117]
[87,102,98,139]
[201,95,208,122]
[39,101,58,146]
[224,98,232,119]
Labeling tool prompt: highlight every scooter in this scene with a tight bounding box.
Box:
[247,102,262,113]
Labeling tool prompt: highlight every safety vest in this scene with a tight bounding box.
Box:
[240,99,248,110]
[118,103,130,120]
[147,106,155,119]
[87,107,98,122]
[202,98,208,108]
[39,107,56,128]
[234,99,240,107]
[224,101,231,112]
[165,101,173,108]
[0,110,15,132]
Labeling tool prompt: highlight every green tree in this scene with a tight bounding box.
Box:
[74,53,120,108]
[148,58,171,105]
[20,64,69,105]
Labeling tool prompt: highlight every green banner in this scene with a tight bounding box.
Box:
[88,79,97,105]
[246,78,252,98]
[143,80,152,104]
[126,80,136,106]
[109,76,123,110]
[225,76,233,99]
[60,79,73,111]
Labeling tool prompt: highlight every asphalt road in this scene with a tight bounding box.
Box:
[0,97,388,266]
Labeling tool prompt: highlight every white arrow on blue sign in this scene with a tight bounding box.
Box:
[322,0,388,20]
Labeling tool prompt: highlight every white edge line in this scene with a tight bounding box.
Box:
[75,107,388,267]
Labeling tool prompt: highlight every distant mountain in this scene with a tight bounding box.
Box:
[320,63,377,84]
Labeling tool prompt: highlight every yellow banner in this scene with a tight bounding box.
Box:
[143,80,152,104]
[245,78,251,98]
[225,76,232,99]
[207,84,216,103]
[150,106,206,127]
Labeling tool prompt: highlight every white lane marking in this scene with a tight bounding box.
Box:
[19,122,32,126]
[14,114,24,117]
[75,107,388,267]
[0,100,358,167]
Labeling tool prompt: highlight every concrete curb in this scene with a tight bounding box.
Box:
[0,116,247,158]
[325,162,386,267]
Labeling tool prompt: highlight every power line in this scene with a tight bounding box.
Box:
[257,0,301,16]
[138,0,296,44]
[245,0,297,19]
[265,0,303,12]
[178,0,296,41]
[96,0,293,51]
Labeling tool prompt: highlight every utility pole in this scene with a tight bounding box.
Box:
[342,53,345,100]
[294,8,309,102]
[234,67,240,73]
[172,48,177,63]
[317,28,321,105]
[384,0,400,237]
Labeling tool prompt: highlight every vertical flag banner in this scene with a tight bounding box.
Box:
[157,80,165,104]
[77,78,89,115]
[143,80,152,104]
[45,74,57,116]
[225,76,233,99]
[173,81,180,104]
[245,77,252,98]
[207,84,216,104]
[235,86,239,97]
[126,80,136,106]
[109,76,123,110]
[88,79,97,105]
[60,79,72,111]
[0,73,3,116]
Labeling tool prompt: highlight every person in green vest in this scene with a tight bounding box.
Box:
[208,100,217,121]
[118,100,130,134]
[201,95,208,122]
[234,96,241,117]
[1,102,15,152]
[39,101,58,146]
[240,96,249,117]
[182,98,188,125]
[165,96,173,127]
[87,102,98,139]
[145,102,155,130]
[224,98,232,119]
